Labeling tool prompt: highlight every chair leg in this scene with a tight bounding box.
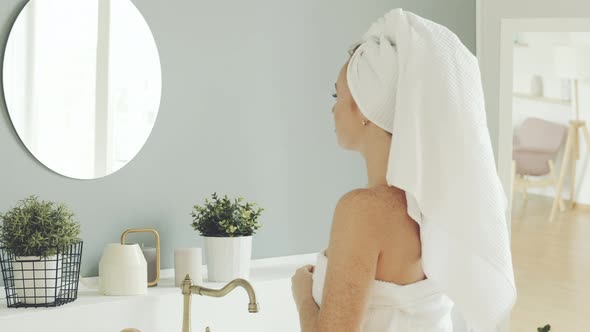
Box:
[551,126,575,221]
[512,162,531,213]
[549,160,566,212]
[570,128,579,209]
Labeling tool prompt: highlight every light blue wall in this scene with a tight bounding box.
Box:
[0,0,475,279]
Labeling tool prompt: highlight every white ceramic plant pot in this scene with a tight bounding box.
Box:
[12,255,62,304]
[204,236,252,282]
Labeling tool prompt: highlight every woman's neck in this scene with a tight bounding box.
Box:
[360,133,392,188]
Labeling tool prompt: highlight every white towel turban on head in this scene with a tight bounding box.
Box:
[346,8,517,332]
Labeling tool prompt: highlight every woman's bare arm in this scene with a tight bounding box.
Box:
[308,189,398,331]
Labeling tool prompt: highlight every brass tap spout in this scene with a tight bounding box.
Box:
[181,274,259,332]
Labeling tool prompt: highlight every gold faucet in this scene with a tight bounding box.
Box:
[181,274,259,332]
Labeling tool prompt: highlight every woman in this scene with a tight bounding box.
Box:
[291,8,516,332]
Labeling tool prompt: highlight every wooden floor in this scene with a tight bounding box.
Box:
[510,194,590,332]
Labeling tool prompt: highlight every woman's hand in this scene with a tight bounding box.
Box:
[291,264,315,310]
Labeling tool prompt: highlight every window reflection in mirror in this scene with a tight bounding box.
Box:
[3,0,161,179]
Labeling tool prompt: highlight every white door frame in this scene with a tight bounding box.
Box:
[476,4,513,332]
[498,18,590,221]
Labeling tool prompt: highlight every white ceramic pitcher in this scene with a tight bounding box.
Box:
[99,243,147,296]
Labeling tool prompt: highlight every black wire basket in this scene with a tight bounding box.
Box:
[0,241,83,308]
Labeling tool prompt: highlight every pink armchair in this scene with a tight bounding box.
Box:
[512,117,567,213]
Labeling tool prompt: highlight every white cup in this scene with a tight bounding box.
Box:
[174,248,203,287]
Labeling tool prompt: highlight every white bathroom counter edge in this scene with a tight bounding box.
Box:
[0,252,318,320]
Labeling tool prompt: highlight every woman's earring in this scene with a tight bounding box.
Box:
[362,119,369,126]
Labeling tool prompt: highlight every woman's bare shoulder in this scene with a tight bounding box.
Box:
[335,186,408,219]
[333,186,417,245]
[330,186,423,283]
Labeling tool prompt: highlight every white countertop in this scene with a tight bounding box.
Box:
[0,252,318,321]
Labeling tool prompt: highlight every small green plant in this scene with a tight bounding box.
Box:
[191,193,264,237]
[0,196,81,257]
[537,325,551,332]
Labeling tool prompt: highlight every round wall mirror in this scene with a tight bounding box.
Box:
[2,0,161,179]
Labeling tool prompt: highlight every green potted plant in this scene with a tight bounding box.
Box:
[0,196,81,304]
[537,324,551,332]
[191,193,263,282]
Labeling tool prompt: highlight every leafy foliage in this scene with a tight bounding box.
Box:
[191,193,264,237]
[0,196,81,257]
[537,325,551,332]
